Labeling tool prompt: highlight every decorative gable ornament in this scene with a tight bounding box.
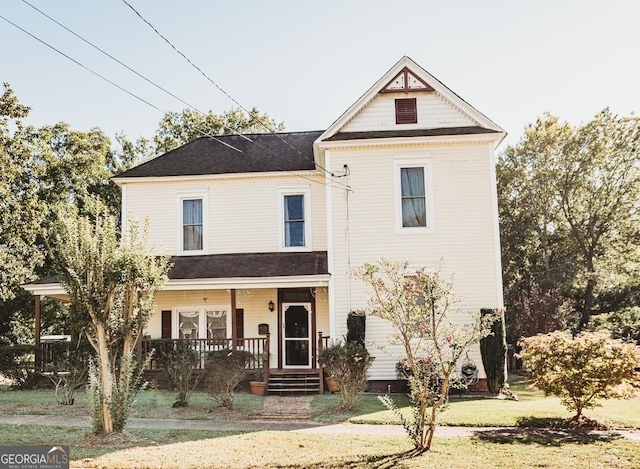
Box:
[380,67,434,93]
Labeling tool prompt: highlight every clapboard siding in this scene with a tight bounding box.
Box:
[342,92,477,132]
[329,142,500,380]
[124,174,327,255]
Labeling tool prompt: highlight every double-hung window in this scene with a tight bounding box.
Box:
[394,159,434,233]
[279,187,311,250]
[174,307,229,340]
[284,195,305,247]
[183,199,203,250]
[178,191,208,254]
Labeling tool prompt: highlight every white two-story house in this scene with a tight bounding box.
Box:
[25,56,505,392]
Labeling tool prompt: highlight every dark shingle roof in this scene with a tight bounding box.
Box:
[169,251,328,279]
[24,252,329,288]
[115,131,324,178]
[324,126,499,141]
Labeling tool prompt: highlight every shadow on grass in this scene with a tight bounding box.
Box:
[474,416,625,446]
[264,450,417,469]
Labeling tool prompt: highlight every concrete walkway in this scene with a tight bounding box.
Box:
[0,414,638,440]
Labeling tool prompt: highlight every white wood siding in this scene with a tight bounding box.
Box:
[123,175,327,256]
[328,143,501,380]
[342,92,478,133]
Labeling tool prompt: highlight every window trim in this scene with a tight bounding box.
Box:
[172,305,230,340]
[393,158,435,234]
[278,186,312,251]
[177,190,209,255]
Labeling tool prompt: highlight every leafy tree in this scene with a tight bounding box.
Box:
[0,83,45,301]
[519,330,640,420]
[508,287,577,342]
[52,198,170,435]
[354,259,497,453]
[499,110,640,331]
[153,107,284,154]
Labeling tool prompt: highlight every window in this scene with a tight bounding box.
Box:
[401,167,426,227]
[278,187,311,250]
[394,159,434,233]
[174,306,229,339]
[177,191,208,255]
[206,310,227,339]
[183,199,203,250]
[284,195,305,247]
[395,98,417,124]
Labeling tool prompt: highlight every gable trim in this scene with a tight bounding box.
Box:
[317,56,505,143]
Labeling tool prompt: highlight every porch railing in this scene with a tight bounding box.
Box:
[141,337,269,371]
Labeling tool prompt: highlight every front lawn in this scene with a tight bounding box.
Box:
[318,375,640,428]
[2,374,640,429]
[2,424,639,468]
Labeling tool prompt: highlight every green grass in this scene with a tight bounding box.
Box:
[4,424,639,468]
[348,375,640,428]
[3,375,640,429]
[0,388,264,420]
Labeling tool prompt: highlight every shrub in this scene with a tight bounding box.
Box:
[318,341,374,410]
[45,340,91,405]
[0,344,36,387]
[155,340,204,407]
[204,349,253,409]
[518,330,640,419]
[346,311,366,344]
[480,308,507,394]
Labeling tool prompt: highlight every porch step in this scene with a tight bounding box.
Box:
[267,370,320,395]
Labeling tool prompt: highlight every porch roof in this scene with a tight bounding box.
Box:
[22,251,330,296]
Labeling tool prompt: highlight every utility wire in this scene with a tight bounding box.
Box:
[0,13,161,112]
[121,0,350,190]
[3,8,344,189]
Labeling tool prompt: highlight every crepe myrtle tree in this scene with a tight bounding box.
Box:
[53,197,171,435]
[354,259,498,453]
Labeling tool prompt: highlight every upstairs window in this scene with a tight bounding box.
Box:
[401,167,426,227]
[284,195,305,247]
[178,191,208,255]
[394,159,434,233]
[395,98,417,124]
[279,187,311,251]
[183,199,203,251]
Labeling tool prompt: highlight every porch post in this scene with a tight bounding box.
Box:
[318,331,324,394]
[34,295,41,346]
[231,289,237,350]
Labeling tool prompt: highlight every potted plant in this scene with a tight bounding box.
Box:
[249,370,267,396]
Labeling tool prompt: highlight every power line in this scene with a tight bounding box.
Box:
[0,13,161,113]
[2,9,345,189]
[120,0,349,189]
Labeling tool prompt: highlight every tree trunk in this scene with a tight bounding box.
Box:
[580,258,596,329]
[96,323,114,435]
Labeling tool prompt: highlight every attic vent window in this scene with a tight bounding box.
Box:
[395,98,417,124]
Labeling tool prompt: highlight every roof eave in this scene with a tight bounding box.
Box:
[317,131,506,150]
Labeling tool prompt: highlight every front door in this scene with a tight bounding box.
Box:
[282,303,312,368]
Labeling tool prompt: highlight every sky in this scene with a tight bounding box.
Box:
[1,0,639,152]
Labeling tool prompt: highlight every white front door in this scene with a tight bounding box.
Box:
[282,303,312,368]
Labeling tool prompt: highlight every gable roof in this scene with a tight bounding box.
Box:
[317,56,505,144]
[114,131,323,179]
